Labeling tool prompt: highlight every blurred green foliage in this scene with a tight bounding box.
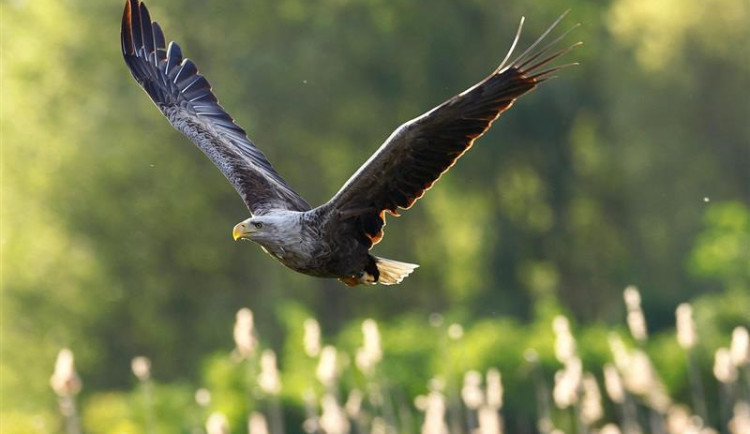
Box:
[689,202,750,291]
[2,0,748,431]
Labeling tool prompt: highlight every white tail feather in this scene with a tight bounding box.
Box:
[375,257,419,285]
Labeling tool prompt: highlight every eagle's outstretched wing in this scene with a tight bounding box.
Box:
[324,14,579,247]
[121,0,310,214]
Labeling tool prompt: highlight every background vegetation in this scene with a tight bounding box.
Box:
[2,0,748,432]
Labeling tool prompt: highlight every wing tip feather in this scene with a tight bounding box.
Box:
[506,11,581,79]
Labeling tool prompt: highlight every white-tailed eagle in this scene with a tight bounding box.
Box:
[121,0,578,286]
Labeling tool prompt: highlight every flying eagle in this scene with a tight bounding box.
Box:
[121,0,578,286]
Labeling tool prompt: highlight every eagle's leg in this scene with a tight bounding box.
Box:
[338,270,378,287]
[338,276,360,287]
[337,255,417,286]
[338,257,379,286]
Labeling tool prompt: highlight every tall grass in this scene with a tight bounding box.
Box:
[52,290,750,433]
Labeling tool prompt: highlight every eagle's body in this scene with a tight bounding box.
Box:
[241,210,357,278]
[232,208,415,285]
[121,0,577,285]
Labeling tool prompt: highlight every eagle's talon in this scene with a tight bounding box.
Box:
[338,272,377,287]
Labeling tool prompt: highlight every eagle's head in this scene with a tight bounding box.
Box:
[232,212,301,244]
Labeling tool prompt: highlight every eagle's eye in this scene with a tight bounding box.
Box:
[253,222,263,229]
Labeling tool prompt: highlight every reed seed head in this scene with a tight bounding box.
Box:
[627,310,648,342]
[248,411,269,434]
[319,394,350,434]
[635,351,670,411]
[206,412,230,434]
[580,373,603,425]
[371,417,388,434]
[729,401,750,434]
[676,303,696,349]
[603,363,625,404]
[303,318,321,358]
[714,347,738,384]
[477,404,503,434]
[195,388,211,407]
[623,286,648,342]
[50,348,82,397]
[553,357,582,409]
[233,308,257,359]
[623,349,670,411]
[666,405,691,434]
[553,315,577,363]
[486,368,503,410]
[730,326,749,367]
[429,377,445,392]
[623,285,641,310]
[356,318,383,375]
[461,370,484,410]
[420,389,449,434]
[599,423,622,434]
[608,333,630,373]
[448,323,464,340]
[131,356,151,381]
[362,319,382,362]
[624,350,650,393]
[316,346,338,388]
[552,315,570,335]
[345,388,363,418]
[258,349,282,395]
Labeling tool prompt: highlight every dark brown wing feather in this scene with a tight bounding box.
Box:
[121,0,310,214]
[324,14,578,247]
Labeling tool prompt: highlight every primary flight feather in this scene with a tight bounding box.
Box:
[121,0,578,286]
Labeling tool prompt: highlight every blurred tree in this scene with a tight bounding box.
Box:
[689,202,750,292]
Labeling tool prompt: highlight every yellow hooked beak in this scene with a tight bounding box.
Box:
[233,222,250,241]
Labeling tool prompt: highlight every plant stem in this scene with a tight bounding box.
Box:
[531,360,552,434]
[620,393,642,434]
[270,394,285,434]
[687,349,708,423]
[58,396,81,434]
[142,379,155,434]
